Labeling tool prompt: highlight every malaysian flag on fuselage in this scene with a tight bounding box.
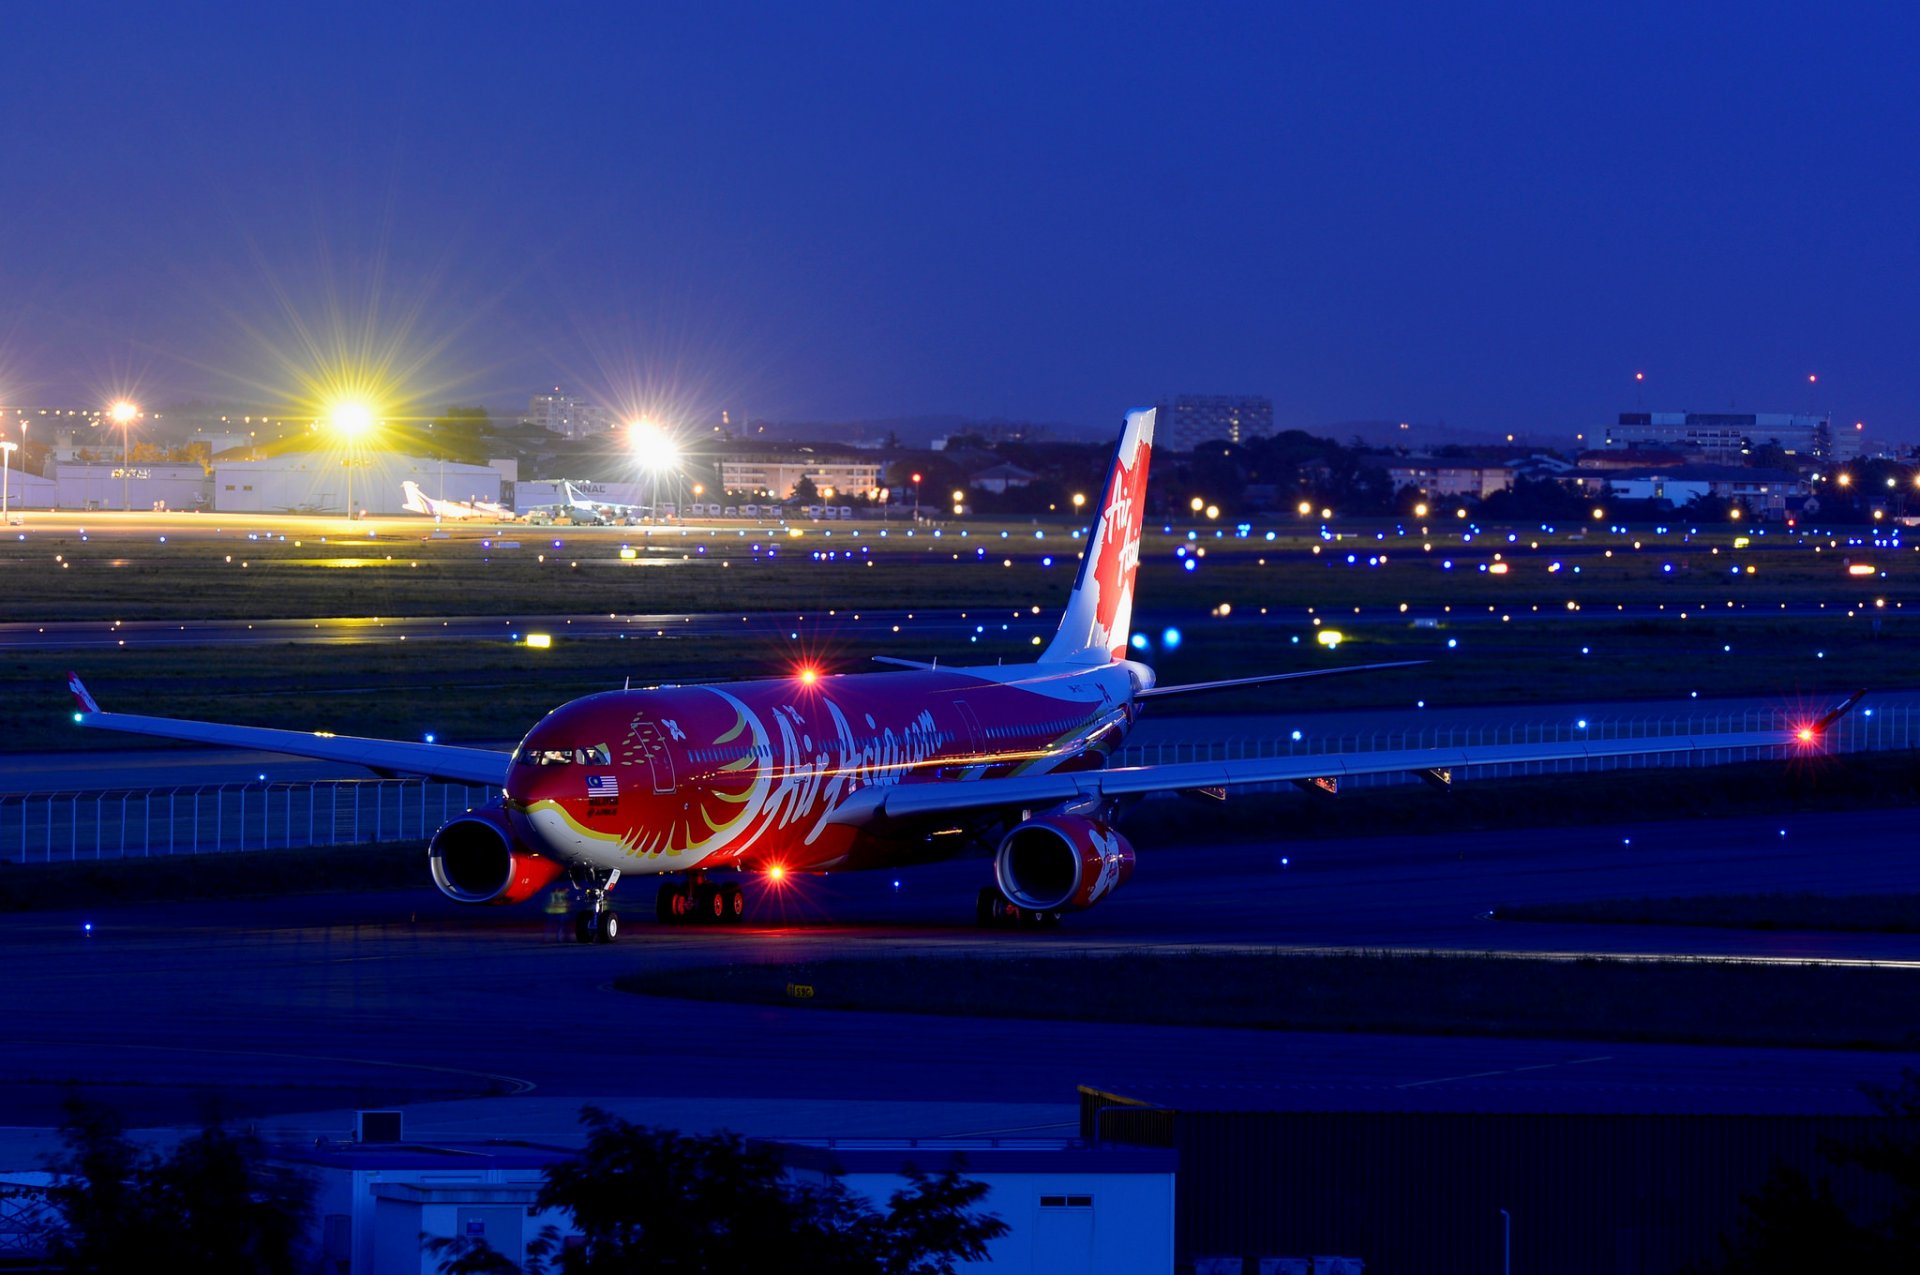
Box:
[586,774,619,799]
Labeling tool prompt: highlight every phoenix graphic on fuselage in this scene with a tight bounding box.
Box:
[66,406,1849,941]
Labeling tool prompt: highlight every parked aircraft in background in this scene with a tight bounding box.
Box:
[558,480,654,524]
[400,481,518,522]
[67,408,1857,941]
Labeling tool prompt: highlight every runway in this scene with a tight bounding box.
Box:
[3,804,1917,1132]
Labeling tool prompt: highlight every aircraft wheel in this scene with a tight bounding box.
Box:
[975,886,1003,928]
[671,891,691,919]
[722,884,745,923]
[656,883,681,923]
[701,885,729,923]
[594,912,620,944]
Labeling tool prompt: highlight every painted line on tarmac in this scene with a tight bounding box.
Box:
[1398,1055,1614,1089]
[13,1040,539,1097]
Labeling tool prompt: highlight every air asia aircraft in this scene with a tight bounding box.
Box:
[67,409,1854,941]
[400,480,518,522]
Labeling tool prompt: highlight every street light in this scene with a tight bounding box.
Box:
[0,440,16,522]
[627,419,682,520]
[328,400,375,518]
[109,400,139,511]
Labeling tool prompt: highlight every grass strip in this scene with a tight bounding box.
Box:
[616,950,1920,1051]
[1495,893,1920,933]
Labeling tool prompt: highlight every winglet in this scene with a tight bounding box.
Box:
[67,672,100,715]
[1812,688,1868,735]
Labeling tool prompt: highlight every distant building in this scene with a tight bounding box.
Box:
[1158,395,1274,452]
[971,462,1039,493]
[1604,465,1809,517]
[524,388,614,441]
[45,459,209,511]
[1576,448,1685,470]
[1605,412,1854,463]
[212,454,502,514]
[717,453,882,501]
[1387,459,1514,500]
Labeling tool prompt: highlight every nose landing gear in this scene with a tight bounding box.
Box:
[568,868,623,944]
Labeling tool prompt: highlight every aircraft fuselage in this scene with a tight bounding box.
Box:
[502,661,1144,876]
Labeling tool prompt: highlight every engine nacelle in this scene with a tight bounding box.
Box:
[993,815,1135,913]
[428,804,566,905]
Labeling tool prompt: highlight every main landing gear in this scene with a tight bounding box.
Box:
[976,885,1062,928]
[655,873,746,926]
[569,868,623,944]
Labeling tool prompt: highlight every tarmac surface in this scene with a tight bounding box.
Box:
[3,803,1917,1140]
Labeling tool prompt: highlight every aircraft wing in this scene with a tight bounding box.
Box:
[65,674,510,786]
[827,725,1822,825]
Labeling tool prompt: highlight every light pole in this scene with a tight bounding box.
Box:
[110,400,139,511]
[1,440,15,522]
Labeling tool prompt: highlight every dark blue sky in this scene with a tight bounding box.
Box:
[3,3,1915,438]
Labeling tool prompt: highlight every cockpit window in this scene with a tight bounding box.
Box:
[518,743,612,766]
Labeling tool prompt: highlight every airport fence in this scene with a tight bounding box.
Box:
[0,777,495,864]
[1114,703,1919,789]
[2,706,1915,863]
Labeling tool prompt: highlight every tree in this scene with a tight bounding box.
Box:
[44,1097,314,1275]
[502,1108,1006,1275]
[1707,1070,1920,1271]
[791,474,821,505]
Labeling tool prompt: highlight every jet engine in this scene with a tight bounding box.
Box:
[428,803,566,905]
[993,815,1135,913]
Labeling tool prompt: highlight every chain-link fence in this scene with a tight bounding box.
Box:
[1112,703,1913,788]
[0,778,495,864]
[2,705,1911,863]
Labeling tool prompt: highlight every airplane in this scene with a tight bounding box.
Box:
[400,480,519,522]
[64,408,1861,942]
[557,480,654,524]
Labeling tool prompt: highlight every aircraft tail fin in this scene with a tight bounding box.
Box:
[1041,407,1154,665]
[400,480,433,515]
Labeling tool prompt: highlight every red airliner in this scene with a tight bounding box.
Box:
[66,408,1851,941]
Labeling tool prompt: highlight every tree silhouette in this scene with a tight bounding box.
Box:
[491,1107,1006,1275]
[44,1097,313,1275]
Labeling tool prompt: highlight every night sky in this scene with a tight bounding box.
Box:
[3,3,1916,437]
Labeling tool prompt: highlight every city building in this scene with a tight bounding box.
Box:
[1604,412,1856,463]
[1158,395,1274,452]
[1386,459,1515,500]
[524,388,614,440]
[716,453,882,501]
